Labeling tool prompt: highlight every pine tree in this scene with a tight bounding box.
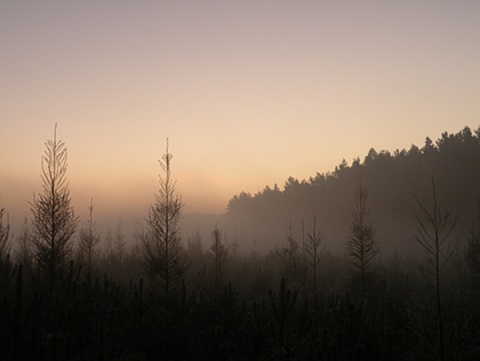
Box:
[415,175,456,361]
[0,206,11,264]
[0,206,12,285]
[305,215,325,303]
[77,198,100,274]
[142,139,186,300]
[466,195,480,285]
[114,218,127,263]
[276,222,300,286]
[346,181,378,297]
[30,124,78,294]
[209,225,228,290]
[15,216,33,270]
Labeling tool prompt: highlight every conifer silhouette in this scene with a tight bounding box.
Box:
[30,124,78,295]
[142,139,186,301]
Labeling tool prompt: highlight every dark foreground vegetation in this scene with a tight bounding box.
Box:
[1,243,480,361]
[1,126,480,360]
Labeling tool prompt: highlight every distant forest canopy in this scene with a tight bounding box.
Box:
[224,126,480,255]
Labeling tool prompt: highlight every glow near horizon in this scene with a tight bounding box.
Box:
[1,1,479,226]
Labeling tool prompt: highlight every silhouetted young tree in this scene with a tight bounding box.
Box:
[346,181,378,297]
[268,278,298,351]
[77,198,100,274]
[30,124,78,295]
[186,228,206,287]
[0,206,11,263]
[276,222,300,286]
[103,229,114,259]
[114,218,127,263]
[142,139,186,300]
[0,206,12,285]
[305,215,325,303]
[415,176,456,361]
[187,228,203,259]
[209,225,228,290]
[15,216,33,270]
[466,196,480,286]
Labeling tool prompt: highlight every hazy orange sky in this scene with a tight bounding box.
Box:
[1,1,479,229]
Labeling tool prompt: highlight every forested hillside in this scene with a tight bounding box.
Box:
[226,126,480,255]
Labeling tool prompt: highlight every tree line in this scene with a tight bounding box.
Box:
[225,126,480,255]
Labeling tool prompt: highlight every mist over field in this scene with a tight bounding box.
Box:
[2,1,480,360]
[2,125,480,360]
[6,126,473,258]
[7,124,475,262]
[181,127,478,257]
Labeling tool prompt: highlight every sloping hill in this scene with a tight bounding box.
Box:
[225,126,480,255]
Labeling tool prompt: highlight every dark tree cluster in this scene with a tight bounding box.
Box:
[1,126,480,360]
[226,126,480,255]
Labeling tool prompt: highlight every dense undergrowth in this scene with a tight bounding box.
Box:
[0,247,479,361]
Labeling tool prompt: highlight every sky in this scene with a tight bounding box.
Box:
[1,1,480,231]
